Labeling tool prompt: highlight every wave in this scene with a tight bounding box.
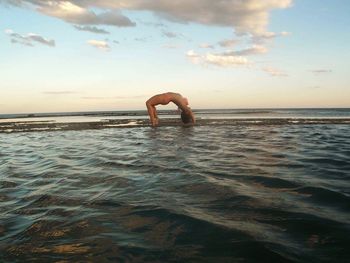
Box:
[1,124,350,262]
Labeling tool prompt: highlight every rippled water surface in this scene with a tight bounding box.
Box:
[1,125,350,262]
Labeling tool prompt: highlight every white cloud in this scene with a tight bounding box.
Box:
[199,43,214,49]
[253,31,292,43]
[187,43,268,68]
[280,31,291,36]
[3,0,293,36]
[311,69,332,74]
[226,45,268,56]
[12,1,136,27]
[259,31,278,39]
[186,50,202,65]
[218,39,238,48]
[4,29,14,34]
[87,40,110,51]
[205,53,249,67]
[262,67,288,77]
[5,29,55,47]
[186,50,249,67]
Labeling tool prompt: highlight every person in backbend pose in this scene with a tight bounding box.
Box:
[146,92,195,127]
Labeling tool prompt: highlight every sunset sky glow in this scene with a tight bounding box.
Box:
[1,0,349,113]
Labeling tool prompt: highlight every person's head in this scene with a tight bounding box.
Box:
[181,111,193,124]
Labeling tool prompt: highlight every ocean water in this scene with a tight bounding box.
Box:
[1,118,350,262]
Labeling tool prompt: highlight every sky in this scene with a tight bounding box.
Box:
[1,0,349,113]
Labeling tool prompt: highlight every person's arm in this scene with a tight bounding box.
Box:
[146,100,158,126]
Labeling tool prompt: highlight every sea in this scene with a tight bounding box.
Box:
[0,109,350,262]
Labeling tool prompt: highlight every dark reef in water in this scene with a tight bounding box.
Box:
[0,118,350,133]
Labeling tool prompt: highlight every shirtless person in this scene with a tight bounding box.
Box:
[146,92,195,126]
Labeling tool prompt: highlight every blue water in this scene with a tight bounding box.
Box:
[1,119,350,262]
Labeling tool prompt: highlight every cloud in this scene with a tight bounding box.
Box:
[205,53,249,67]
[5,29,55,47]
[96,0,292,36]
[142,21,166,28]
[162,30,190,41]
[7,1,136,27]
[134,37,150,42]
[74,25,110,34]
[41,2,136,27]
[3,0,293,36]
[187,43,268,68]
[11,38,33,46]
[311,69,332,74]
[253,31,292,43]
[225,45,268,56]
[187,50,249,67]
[87,40,110,51]
[162,30,178,38]
[218,39,238,48]
[199,43,214,49]
[4,29,14,34]
[280,31,291,36]
[27,33,55,46]
[186,50,203,65]
[262,67,288,77]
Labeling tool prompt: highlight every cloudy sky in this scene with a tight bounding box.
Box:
[1,0,349,113]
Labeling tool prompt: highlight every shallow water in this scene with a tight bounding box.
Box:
[1,125,350,262]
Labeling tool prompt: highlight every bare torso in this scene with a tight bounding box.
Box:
[147,92,184,107]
